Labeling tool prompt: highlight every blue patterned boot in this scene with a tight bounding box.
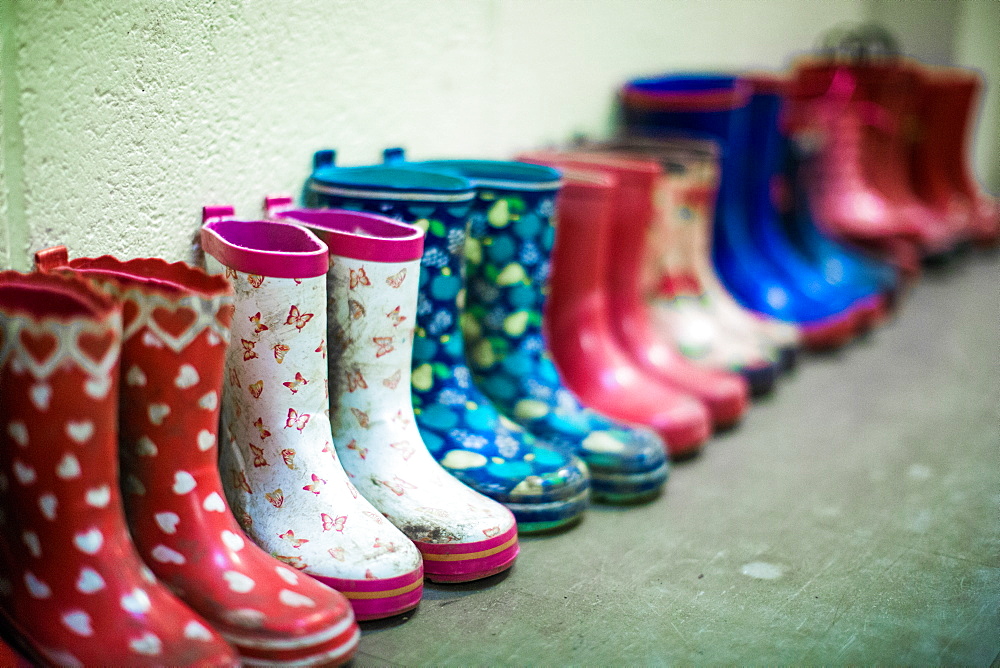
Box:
[305,150,589,532]
[387,152,669,503]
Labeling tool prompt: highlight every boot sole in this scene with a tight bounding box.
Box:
[417,523,520,583]
[313,568,423,622]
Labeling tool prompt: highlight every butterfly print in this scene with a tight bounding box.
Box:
[273,343,290,363]
[225,267,238,280]
[248,380,264,399]
[248,312,269,334]
[321,441,337,461]
[265,489,284,508]
[249,443,269,468]
[327,547,345,562]
[278,529,308,549]
[280,449,295,469]
[274,554,307,570]
[240,511,253,528]
[247,274,265,288]
[350,407,370,428]
[321,513,347,532]
[378,475,416,497]
[253,417,271,440]
[233,470,253,494]
[345,480,359,499]
[385,268,407,288]
[346,369,367,392]
[285,305,314,331]
[373,336,395,358]
[392,409,412,426]
[285,408,310,432]
[383,369,402,389]
[349,267,371,289]
[228,367,242,388]
[386,306,406,327]
[329,326,353,354]
[365,569,376,580]
[315,339,326,358]
[303,473,327,495]
[293,278,302,285]
[241,339,258,361]
[362,510,385,524]
[348,299,366,320]
[283,372,308,394]
[345,439,368,459]
[483,526,502,538]
[372,537,399,553]
[390,441,415,461]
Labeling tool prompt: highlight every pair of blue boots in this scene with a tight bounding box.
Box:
[620,74,899,350]
[304,150,670,533]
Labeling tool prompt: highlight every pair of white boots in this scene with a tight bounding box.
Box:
[200,204,518,622]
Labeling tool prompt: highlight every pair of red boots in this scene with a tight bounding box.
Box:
[787,57,999,278]
[0,251,358,666]
[518,151,753,459]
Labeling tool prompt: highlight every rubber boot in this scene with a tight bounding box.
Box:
[595,136,802,373]
[912,67,1000,248]
[787,61,925,279]
[269,204,520,581]
[200,211,425,621]
[519,149,751,429]
[378,155,669,502]
[305,152,590,533]
[0,270,238,667]
[35,248,361,664]
[620,73,864,351]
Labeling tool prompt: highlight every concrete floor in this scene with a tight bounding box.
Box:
[354,251,1000,666]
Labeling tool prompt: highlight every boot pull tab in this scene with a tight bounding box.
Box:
[383,147,406,164]
[313,149,336,170]
[34,246,70,272]
[263,195,295,219]
[202,205,236,224]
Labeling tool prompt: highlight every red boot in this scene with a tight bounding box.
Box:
[0,270,238,666]
[35,248,360,666]
[520,150,750,433]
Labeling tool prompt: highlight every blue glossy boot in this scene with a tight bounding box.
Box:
[305,150,590,532]
[385,150,669,504]
[621,74,863,350]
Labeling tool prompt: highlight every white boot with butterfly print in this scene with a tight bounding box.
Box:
[267,201,519,583]
[200,207,424,621]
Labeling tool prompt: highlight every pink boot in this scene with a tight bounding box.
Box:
[35,248,361,666]
[0,270,238,666]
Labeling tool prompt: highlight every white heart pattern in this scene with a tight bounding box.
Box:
[84,375,111,399]
[30,384,51,411]
[127,365,147,386]
[175,364,200,389]
[183,620,214,641]
[12,460,36,485]
[129,632,162,656]
[7,421,28,447]
[275,567,298,586]
[154,512,180,534]
[76,567,105,594]
[61,610,94,637]
[197,429,215,451]
[21,531,41,558]
[141,331,165,349]
[38,494,58,521]
[220,530,245,552]
[73,528,103,555]
[66,421,94,444]
[202,492,226,513]
[279,589,316,608]
[56,452,82,479]
[172,471,197,495]
[85,485,111,508]
[24,571,51,599]
[120,588,151,614]
[147,404,170,426]
[150,545,186,565]
[124,474,146,496]
[222,571,255,594]
[135,436,158,457]
[198,391,218,411]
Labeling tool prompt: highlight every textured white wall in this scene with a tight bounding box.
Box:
[1,0,993,271]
